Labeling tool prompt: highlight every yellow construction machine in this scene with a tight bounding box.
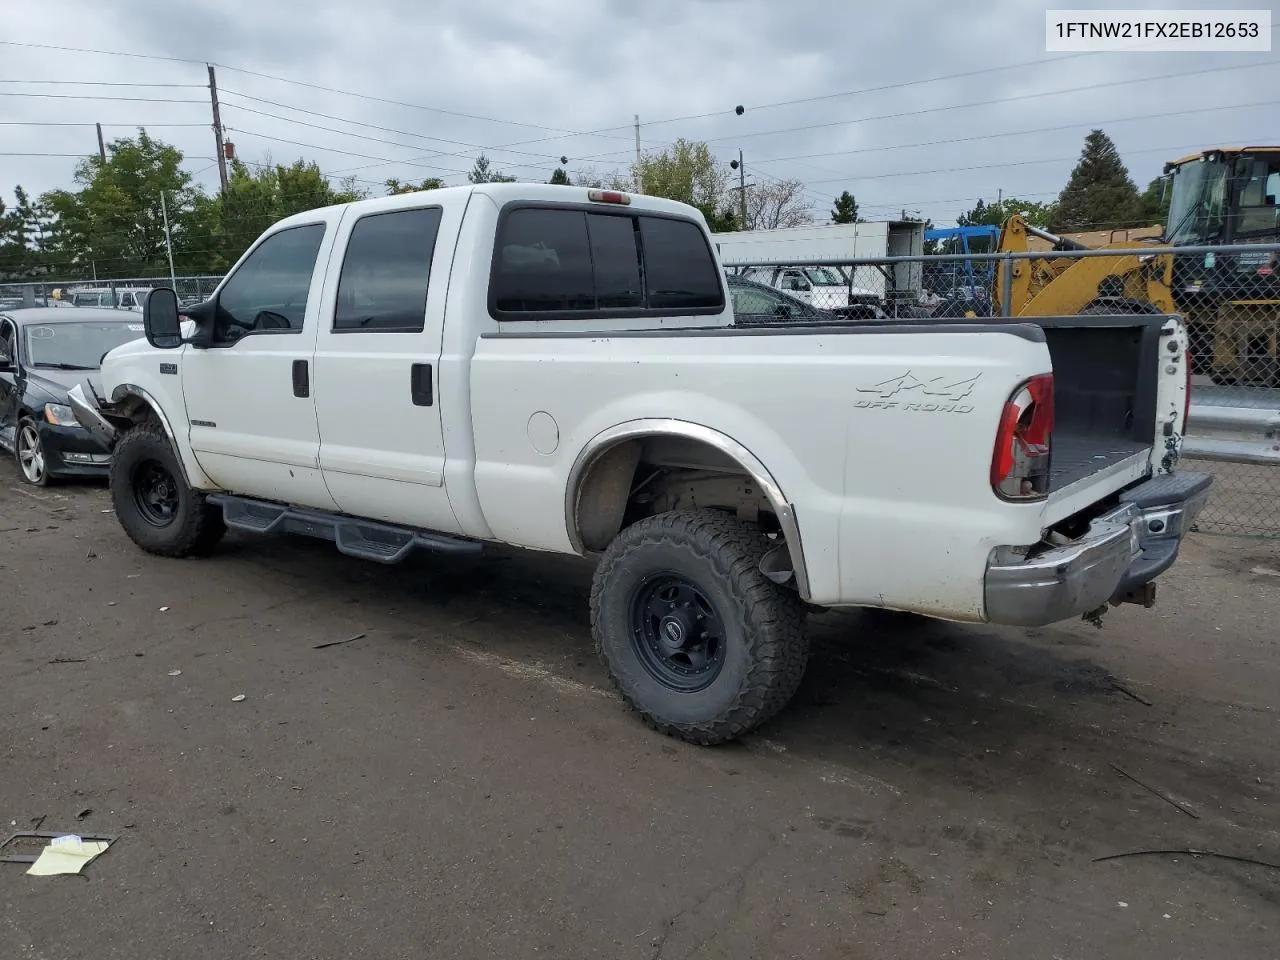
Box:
[992,147,1280,385]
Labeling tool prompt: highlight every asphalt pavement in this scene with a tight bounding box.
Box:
[1,477,1277,959]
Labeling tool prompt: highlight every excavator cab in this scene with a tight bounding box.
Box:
[992,146,1280,386]
[1163,148,1280,384]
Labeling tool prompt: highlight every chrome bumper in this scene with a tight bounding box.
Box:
[68,382,119,450]
[984,472,1212,627]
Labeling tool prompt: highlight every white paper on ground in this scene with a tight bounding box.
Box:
[26,835,111,876]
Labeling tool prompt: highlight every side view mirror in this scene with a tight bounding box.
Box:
[143,288,184,349]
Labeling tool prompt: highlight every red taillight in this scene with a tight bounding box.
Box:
[587,189,631,205]
[991,373,1054,500]
[1183,348,1192,430]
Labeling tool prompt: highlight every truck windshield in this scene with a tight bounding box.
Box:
[24,321,145,369]
[1166,159,1228,245]
[802,267,845,286]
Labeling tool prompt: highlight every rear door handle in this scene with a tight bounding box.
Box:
[410,363,433,406]
[292,359,310,398]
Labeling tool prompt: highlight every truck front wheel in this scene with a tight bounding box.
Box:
[109,424,226,557]
[590,510,809,745]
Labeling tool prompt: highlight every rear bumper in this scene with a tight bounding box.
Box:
[984,472,1212,627]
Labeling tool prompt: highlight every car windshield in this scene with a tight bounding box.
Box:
[23,320,145,369]
[803,267,844,286]
[1166,158,1228,245]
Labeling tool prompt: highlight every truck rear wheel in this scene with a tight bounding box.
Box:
[109,424,226,557]
[590,510,808,745]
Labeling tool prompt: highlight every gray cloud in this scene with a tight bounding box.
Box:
[2,0,1275,227]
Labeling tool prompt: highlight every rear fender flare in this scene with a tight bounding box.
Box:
[564,418,812,601]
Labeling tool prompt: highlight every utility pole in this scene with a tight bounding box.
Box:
[737,149,747,228]
[160,191,177,291]
[208,64,229,195]
[95,123,106,163]
[633,114,641,192]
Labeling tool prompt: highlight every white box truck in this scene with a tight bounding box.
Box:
[713,220,926,314]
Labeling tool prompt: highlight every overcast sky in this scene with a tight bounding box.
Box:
[2,0,1276,227]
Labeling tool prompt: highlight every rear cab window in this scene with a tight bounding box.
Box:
[489,204,724,323]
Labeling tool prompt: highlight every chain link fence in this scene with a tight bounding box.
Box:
[0,275,224,311]
[6,247,1277,537]
[725,242,1280,537]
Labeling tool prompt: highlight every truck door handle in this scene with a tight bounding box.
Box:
[410,363,433,407]
[292,359,310,398]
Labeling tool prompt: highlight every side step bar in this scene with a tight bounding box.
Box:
[207,494,482,564]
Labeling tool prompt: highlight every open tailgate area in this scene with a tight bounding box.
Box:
[1038,313,1170,519]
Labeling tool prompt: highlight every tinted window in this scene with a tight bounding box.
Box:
[491,207,724,319]
[638,216,723,310]
[334,208,442,332]
[494,209,593,312]
[217,224,325,335]
[587,213,642,308]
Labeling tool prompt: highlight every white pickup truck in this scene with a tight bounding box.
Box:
[69,183,1210,745]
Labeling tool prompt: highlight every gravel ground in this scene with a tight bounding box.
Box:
[1,476,1277,960]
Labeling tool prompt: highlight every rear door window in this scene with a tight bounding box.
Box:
[334,207,443,332]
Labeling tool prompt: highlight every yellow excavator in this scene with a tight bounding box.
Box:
[993,147,1280,385]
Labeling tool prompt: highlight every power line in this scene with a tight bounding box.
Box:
[0,121,209,127]
[782,138,1257,189]
[218,90,570,165]
[572,59,1280,164]
[0,39,625,141]
[221,126,478,177]
[741,98,1280,168]
[0,91,204,104]
[495,23,1280,143]
[0,78,203,88]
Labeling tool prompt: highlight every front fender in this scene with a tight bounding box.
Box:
[108,383,215,489]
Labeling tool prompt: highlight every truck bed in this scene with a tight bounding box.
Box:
[1049,434,1149,491]
[1039,314,1165,493]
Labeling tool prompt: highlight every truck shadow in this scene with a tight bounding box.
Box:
[222,531,1135,763]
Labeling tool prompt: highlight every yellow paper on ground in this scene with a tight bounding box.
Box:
[26,837,111,876]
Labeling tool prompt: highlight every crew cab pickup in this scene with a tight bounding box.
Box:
[69,183,1211,745]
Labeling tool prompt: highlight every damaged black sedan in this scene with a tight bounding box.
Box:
[0,308,148,485]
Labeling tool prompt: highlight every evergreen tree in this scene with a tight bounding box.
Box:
[1051,129,1142,231]
[549,168,570,185]
[830,190,859,224]
[1138,176,1170,225]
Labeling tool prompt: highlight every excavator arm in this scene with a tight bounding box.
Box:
[992,214,1176,317]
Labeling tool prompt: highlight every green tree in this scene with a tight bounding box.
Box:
[1139,176,1170,225]
[386,177,444,195]
[830,190,860,224]
[210,157,368,270]
[630,138,738,230]
[38,129,206,277]
[468,154,516,184]
[549,167,570,185]
[957,197,1055,228]
[1051,129,1142,232]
